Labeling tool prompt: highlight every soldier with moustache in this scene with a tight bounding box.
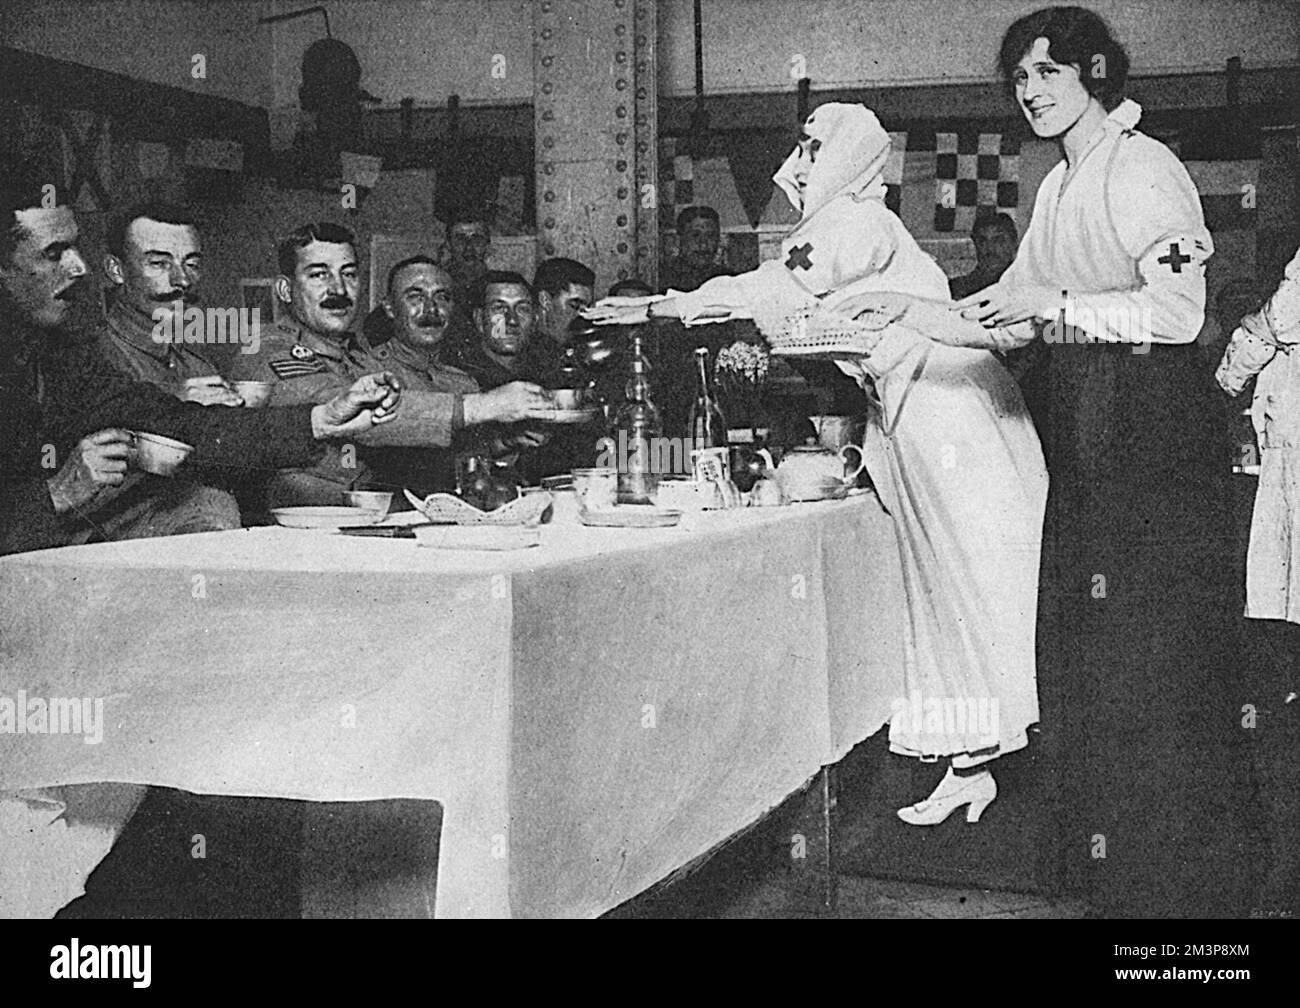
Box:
[232,223,556,506]
[357,257,550,497]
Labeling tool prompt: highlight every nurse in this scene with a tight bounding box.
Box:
[949,6,1247,916]
[587,104,1047,826]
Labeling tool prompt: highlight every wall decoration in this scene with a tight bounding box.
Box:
[240,279,286,327]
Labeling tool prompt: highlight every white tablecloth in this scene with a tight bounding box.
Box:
[0,495,906,917]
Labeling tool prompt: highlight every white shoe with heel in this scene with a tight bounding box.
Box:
[897,767,996,826]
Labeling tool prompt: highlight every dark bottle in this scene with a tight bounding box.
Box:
[688,346,727,452]
[613,332,662,504]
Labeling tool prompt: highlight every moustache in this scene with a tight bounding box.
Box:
[151,289,198,304]
[320,296,354,310]
[54,281,83,301]
[413,315,444,329]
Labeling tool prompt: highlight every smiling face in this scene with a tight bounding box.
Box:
[0,206,88,330]
[476,281,535,360]
[108,217,202,326]
[385,262,455,352]
[277,239,359,337]
[1013,37,1093,139]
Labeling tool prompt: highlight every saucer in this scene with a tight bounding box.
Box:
[579,506,682,528]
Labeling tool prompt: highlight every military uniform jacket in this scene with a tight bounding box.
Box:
[95,300,222,392]
[0,315,321,555]
[230,318,475,506]
[351,339,481,497]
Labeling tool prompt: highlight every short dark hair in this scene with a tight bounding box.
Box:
[973,212,1019,243]
[0,167,50,266]
[277,221,356,277]
[385,254,443,296]
[998,6,1129,110]
[107,202,197,259]
[608,278,654,297]
[675,205,719,233]
[533,257,595,297]
[472,270,532,308]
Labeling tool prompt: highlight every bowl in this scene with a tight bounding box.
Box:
[129,431,193,476]
[271,506,382,530]
[343,490,393,517]
[233,380,273,408]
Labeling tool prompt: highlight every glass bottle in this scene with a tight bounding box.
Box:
[613,333,662,504]
[688,346,727,453]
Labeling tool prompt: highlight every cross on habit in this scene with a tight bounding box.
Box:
[1158,242,1192,274]
[785,243,814,271]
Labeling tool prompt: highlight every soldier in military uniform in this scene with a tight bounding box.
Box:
[231,224,556,506]
[356,256,540,496]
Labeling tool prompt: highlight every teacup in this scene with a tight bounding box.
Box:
[343,490,393,517]
[551,388,586,411]
[572,467,618,512]
[130,431,193,477]
[233,380,273,408]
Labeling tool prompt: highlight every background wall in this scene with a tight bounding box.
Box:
[5,0,1296,109]
[0,0,275,107]
[657,0,1300,95]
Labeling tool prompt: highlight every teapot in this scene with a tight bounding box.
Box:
[764,440,865,502]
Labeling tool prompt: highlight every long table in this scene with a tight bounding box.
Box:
[0,495,906,918]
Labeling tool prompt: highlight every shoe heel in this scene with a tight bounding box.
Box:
[965,796,993,823]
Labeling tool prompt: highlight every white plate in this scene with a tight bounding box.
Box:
[271,506,383,530]
[579,506,682,528]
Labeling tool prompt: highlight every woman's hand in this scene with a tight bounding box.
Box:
[953,283,1060,328]
[827,290,1030,350]
[582,296,671,326]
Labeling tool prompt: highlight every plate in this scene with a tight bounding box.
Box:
[784,483,849,503]
[535,408,602,424]
[271,506,383,530]
[579,506,682,528]
[413,526,541,551]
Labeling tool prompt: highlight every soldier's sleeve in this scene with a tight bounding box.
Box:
[0,476,72,556]
[239,339,354,407]
[352,389,462,448]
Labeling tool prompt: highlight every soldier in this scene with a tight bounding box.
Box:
[232,223,555,506]
[97,202,241,406]
[358,256,549,496]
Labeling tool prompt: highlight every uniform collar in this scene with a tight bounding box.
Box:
[1107,99,1142,132]
[388,336,452,375]
[281,316,357,362]
[107,298,171,360]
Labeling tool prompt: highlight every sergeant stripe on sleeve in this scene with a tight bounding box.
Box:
[269,358,329,379]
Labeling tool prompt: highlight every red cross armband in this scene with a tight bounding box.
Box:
[1143,235,1210,284]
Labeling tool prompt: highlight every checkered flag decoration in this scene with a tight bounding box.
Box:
[658,136,697,233]
[931,130,1020,232]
